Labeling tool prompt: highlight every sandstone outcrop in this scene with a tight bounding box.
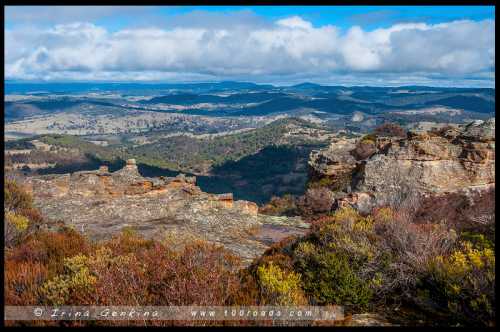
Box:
[20,159,308,265]
[308,118,495,227]
[308,139,358,191]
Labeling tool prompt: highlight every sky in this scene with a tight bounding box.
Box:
[4,6,495,87]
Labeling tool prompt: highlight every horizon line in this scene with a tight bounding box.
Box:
[4,80,495,90]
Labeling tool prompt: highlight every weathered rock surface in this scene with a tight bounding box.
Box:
[345,313,392,326]
[308,138,357,191]
[308,118,495,219]
[20,159,309,265]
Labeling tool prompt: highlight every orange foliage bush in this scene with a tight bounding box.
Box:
[5,260,48,305]
[7,227,91,277]
[139,241,242,306]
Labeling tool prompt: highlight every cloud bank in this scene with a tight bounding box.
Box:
[5,15,495,86]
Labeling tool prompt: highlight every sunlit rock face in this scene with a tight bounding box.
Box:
[359,118,495,194]
[21,162,308,266]
[308,118,495,226]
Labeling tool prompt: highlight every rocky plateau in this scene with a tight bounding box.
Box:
[19,159,309,265]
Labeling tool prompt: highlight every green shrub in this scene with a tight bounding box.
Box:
[308,173,352,192]
[294,246,373,309]
[460,232,494,250]
[259,194,298,216]
[308,177,336,189]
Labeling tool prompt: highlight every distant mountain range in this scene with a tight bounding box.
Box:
[4,81,495,137]
[5,81,494,95]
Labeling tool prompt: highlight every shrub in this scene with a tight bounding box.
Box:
[4,179,33,211]
[5,260,48,305]
[360,133,377,144]
[297,188,335,215]
[40,254,97,305]
[104,230,155,256]
[162,229,205,252]
[292,209,378,309]
[308,172,352,192]
[414,187,495,238]
[373,217,457,297]
[4,180,43,247]
[256,262,307,305]
[294,206,458,307]
[5,212,30,247]
[423,241,495,326]
[6,212,29,232]
[372,206,395,224]
[86,246,149,305]
[373,123,406,138]
[307,176,336,189]
[332,205,361,224]
[294,246,373,309]
[6,227,91,277]
[229,269,260,306]
[460,232,494,250]
[259,195,298,216]
[139,241,242,306]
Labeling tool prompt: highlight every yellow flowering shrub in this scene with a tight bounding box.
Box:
[293,241,317,260]
[353,215,374,233]
[6,211,29,232]
[320,208,377,263]
[433,241,495,278]
[5,211,31,247]
[333,206,360,224]
[428,240,495,326]
[257,262,307,305]
[360,134,377,145]
[40,254,97,305]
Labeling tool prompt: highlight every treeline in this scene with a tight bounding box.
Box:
[128,118,325,173]
[11,118,324,175]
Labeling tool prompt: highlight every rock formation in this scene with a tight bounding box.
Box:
[20,159,308,265]
[308,118,495,228]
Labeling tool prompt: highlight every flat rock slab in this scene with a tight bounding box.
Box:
[22,167,309,266]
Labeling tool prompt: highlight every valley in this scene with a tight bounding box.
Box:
[4,82,495,204]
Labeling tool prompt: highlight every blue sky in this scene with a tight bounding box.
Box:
[5,6,495,87]
[158,6,494,29]
[6,6,495,30]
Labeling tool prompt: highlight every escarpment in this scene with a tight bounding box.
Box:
[308,118,495,230]
[20,158,308,265]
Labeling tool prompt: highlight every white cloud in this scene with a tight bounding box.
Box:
[276,16,313,30]
[4,16,495,85]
